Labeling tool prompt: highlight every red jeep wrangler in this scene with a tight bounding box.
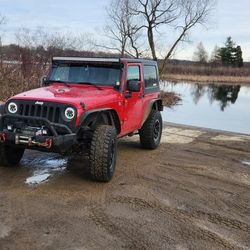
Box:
[0,57,163,181]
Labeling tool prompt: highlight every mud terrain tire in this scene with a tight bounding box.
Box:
[139,110,162,149]
[0,145,24,166]
[90,125,117,182]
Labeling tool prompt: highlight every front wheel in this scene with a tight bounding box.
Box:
[139,110,162,149]
[0,145,25,167]
[90,125,117,182]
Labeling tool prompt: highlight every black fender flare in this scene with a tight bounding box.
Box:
[141,99,163,126]
[77,108,121,134]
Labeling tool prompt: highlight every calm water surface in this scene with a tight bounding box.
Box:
[162,82,250,134]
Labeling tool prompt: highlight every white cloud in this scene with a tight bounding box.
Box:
[1,0,250,61]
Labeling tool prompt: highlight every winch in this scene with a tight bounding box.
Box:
[15,134,53,149]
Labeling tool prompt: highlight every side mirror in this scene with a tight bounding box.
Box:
[40,76,49,87]
[127,80,141,92]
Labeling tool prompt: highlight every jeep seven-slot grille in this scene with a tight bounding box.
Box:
[18,103,60,123]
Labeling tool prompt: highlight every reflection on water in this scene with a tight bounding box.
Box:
[190,84,241,111]
[162,82,250,134]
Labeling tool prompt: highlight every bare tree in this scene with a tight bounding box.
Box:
[104,0,128,56]
[16,27,79,51]
[193,42,208,63]
[15,27,83,79]
[105,0,215,73]
[125,1,144,58]
[210,45,220,64]
[161,0,215,72]
[130,0,178,60]
[101,0,143,57]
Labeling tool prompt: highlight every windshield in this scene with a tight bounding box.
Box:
[49,63,122,86]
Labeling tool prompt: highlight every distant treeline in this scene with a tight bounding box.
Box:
[193,37,244,68]
[160,62,250,77]
[0,40,249,102]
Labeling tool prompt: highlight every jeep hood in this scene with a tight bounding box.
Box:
[11,83,121,110]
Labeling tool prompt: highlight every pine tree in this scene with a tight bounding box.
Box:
[219,37,243,67]
[235,46,243,67]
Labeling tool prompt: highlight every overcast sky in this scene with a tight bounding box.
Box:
[1,0,250,61]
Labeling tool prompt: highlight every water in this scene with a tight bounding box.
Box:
[162,82,250,135]
[22,151,68,185]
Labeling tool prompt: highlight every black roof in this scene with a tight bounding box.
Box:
[52,57,157,65]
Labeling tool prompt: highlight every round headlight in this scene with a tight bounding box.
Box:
[8,102,18,114]
[64,107,75,120]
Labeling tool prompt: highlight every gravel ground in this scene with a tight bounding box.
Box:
[0,123,250,250]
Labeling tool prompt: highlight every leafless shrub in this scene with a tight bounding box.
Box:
[0,27,97,101]
[160,91,181,107]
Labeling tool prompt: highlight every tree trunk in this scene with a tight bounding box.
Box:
[160,28,187,74]
[147,26,157,61]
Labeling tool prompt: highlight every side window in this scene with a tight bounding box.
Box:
[127,66,140,81]
[143,65,158,88]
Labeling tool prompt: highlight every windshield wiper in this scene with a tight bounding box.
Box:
[76,82,102,90]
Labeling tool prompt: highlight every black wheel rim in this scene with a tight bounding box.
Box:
[153,119,161,141]
[109,139,116,172]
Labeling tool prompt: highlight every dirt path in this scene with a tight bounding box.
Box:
[0,124,250,250]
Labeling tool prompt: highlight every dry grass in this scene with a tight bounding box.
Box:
[160,63,250,84]
[162,74,250,84]
[161,63,250,76]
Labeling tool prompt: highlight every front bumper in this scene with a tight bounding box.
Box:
[0,114,77,153]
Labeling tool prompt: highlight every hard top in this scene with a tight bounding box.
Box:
[52,57,157,65]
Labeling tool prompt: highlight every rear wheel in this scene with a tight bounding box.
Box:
[0,145,24,166]
[89,125,117,182]
[139,110,162,149]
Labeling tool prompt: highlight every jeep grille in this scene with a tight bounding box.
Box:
[19,103,60,123]
[4,100,77,133]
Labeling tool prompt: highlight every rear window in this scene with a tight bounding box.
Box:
[143,65,158,88]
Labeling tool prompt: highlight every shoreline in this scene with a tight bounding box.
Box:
[165,122,250,137]
[162,74,250,84]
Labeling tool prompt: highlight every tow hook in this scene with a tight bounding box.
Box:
[45,138,53,149]
[0,132,6,143]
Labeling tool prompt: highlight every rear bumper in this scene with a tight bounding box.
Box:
[0,114,77,153]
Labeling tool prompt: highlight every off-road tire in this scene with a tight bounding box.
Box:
[139,110,162,149]
[90,125,117,182]
[0,145,24,166]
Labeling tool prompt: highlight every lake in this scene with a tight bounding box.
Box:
[162,82,250,135]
